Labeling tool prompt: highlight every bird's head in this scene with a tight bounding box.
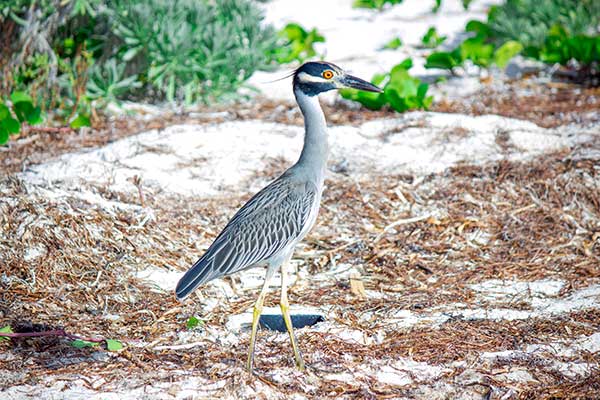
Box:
[293,61,383,96]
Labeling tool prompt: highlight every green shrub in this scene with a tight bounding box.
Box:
[485,0,600,50]
[340,59,433,112]
[270,23,325,64]
[86,59,141,106]
[109,0,277,103]
[425,0,598,78]
[1,0,278,120]
[537,25,600,66]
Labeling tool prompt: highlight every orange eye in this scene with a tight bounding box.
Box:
[322,70,334,79]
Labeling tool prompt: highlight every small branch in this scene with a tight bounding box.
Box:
[1,328,104,343]
[373,214,430,244]
[153,342,204,351]
[23,125,74,135]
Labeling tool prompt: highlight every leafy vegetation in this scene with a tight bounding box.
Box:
[186,316,205,330]
[0,324,123,351]
[0,92,44,145]
[108,0,277,104]
[486,0,599,79]
[270,23,325,64]
[353,0,403,10]
[0,0,278,145]
[0,325,13,341]
[421,27,447,48]
[485,0,599,50]
[425,0,599,79]
[341,59,433,112]
[69,338,123,350]
[425,37,523,72]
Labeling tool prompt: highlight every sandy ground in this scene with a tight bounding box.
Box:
[1,0,600,399]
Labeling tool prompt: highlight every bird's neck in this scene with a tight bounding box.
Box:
[294,89,328,180]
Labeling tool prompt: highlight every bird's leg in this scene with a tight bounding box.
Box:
[280,262,306,371]
[247,274,271,372]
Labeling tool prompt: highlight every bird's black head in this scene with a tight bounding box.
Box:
[293,61,383,96]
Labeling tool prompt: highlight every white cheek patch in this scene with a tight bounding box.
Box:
[297,72,329,84]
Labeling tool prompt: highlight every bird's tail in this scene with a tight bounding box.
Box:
[175,255,216,300]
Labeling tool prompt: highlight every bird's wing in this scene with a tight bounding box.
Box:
[176,176,317,299]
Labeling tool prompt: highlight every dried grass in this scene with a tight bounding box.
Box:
[0,103,599,398]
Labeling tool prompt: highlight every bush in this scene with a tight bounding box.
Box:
[1,0,278,128]
[485,0,600,50]
[425,0,599,79]
[108,0,277,103]
[538,25,600,66]
[340,59,433,112]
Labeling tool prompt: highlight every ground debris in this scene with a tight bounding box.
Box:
[1,134,599,398]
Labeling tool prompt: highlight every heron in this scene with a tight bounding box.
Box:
[175,61,382,372]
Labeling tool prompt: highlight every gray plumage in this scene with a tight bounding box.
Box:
[175,61,382,372]
[176,173,318,299]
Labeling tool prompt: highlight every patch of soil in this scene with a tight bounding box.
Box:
[433,79,600,128]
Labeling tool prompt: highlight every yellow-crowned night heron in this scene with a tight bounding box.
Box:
[176,61,382,372]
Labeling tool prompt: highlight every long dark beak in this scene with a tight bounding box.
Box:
[340,74,383,93]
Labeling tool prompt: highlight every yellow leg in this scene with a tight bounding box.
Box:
[280,262,305,371]
[247,275,271,372]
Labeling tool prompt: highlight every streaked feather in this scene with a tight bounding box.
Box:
[176,172,317,299]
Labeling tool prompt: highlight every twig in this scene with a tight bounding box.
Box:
[22,125,73,134]
[1,328,104,343]
[373,214,430,244]
[153,342,205,351]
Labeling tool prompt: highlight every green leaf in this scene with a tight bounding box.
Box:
[0,325,13,341]
[416,82,429,101]
[383,37,403,50]
[459,37,494,67]
[462,0,474,10]
[422,95,434,109]
[493,40,523,68]
[0,129,8,145]
[0,103,9,120]
[385,90,409,113]
[186,316,204,330]
[1,117,20,135]
[465,20,491,39]
[25,106,43,125]
[13,101,33,123]
[70,339,99,348]
[421,27,446,48]
[425,51,461,70]
[396,58,413,70]
[356,90,386,110]
[122,47,141,62]
[353,0,403,10]
[70,114,91,129]
[10,91,33,104]
[275,23,326,64]
[106,339,124,351]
